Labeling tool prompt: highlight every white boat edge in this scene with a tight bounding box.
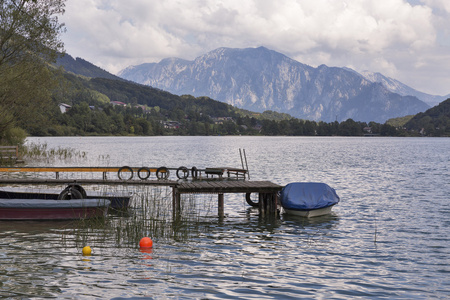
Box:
[283,205,334,218]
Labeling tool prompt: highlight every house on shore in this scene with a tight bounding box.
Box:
[58,103,72,113]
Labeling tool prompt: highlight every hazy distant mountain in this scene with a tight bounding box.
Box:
[119,47,430,123]
[358,71,447,107]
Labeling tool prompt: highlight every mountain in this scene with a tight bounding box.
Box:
[118,47,430,123]
[55,54,124,81]
[52,52,296,122]
[358,71,447,107]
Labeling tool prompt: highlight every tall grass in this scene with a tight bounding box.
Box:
[68,186,218,249]
[10,143,218,248]
[23,142,87,163]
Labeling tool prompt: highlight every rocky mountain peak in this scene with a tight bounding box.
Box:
[118,47,433,122]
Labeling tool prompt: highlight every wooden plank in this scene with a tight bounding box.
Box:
[0,178,178,186]
[0,146,19,160]
[0,166,141,173]
[176,180,282,194]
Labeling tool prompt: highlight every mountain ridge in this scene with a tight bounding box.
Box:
[56,54,124,81]
[118,47,433,123]
[358,70,447,107]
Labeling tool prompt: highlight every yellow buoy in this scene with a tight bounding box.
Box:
[82,246,92,256]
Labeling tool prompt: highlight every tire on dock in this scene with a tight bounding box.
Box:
[58,186,84,200]
[118,166,133,180]
[137,167,151,180]
[191,166,198,179]
[176,166,189,180]
[245,192,259,207]
[156,167,170,180]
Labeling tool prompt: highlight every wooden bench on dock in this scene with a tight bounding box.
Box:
[0,146,23,164]
[204,167,247,180]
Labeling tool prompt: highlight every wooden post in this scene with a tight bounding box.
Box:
[258,193,265,216]
[218,193,224,218]
[270,192,278,217]
[172,187,181,219]
[258,192,278,217]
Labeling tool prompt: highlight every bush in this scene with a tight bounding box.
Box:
[0,127,27,146]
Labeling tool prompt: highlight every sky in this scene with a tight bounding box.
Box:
[60,0,450,96]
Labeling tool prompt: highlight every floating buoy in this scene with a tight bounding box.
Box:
[139,237,153,248]
[82,246,92,256]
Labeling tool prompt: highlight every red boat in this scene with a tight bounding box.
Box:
[0,198,110,220]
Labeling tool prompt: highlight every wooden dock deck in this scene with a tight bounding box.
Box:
[0,166,282,218]
[174,180,282,218]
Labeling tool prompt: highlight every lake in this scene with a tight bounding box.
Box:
[1,136,449,299]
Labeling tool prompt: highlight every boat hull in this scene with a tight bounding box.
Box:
[0,187,130,209]
[283,205,334,218]
[0,199,110,220]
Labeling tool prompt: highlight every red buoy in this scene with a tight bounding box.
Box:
[139,237,153,248]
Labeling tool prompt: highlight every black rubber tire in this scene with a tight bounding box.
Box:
[245,192,259,207]
[176,166,189,179]
[70,184,87,198]
[57,187,83,200]
[191,166,198,179]
[156,167,169,180]
[137,167,151,180]
[118,166,133,180]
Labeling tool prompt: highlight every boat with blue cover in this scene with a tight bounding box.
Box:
[280,182,340,217]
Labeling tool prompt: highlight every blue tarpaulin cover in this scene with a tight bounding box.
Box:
[280,182,340,211]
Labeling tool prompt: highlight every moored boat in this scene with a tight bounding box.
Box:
[280,182,340,217]
[0,198,110,220]
[0,186,131,209]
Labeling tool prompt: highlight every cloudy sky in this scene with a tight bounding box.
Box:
[60,0,450,96]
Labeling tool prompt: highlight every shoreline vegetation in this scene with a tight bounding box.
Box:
[4,96,449,146]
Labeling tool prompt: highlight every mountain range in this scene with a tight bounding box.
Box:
[118,47,447,123]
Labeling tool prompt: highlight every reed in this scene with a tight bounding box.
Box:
[23,142,87,162]
[68,185,218,249]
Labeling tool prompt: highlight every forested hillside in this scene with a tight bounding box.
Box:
[404,98,450,136]
[29,71,295,136]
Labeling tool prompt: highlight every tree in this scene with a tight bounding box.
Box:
[0,0,65,143]
[0,0,65,66]
[338,119,362,136]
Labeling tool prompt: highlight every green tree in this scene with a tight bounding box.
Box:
[0,0,66,143]
[380,123,397,136]
[338,119,362,136]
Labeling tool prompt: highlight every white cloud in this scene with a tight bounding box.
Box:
[61,0,450,95]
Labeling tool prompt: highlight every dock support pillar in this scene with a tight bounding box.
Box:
[258,193,265,216]
[172,187,181,220]
[218,193,224,218]
[258,192,278,217]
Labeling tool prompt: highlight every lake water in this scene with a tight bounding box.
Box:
[1,136,449,299]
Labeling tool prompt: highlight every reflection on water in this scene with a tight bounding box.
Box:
[0,136,448,298]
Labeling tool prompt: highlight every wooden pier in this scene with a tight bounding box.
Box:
[0,166,282,218]
[174,180,282,218]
